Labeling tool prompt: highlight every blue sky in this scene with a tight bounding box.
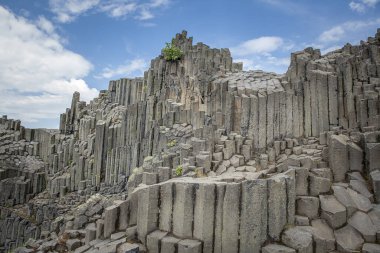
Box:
[0,0,379,128]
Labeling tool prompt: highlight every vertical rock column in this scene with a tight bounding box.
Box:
[137,185,160,244]
[193,183,215,253]
[268,175,287,241]
[94,120,106,187]
[239,179,267,252]
[329,134,349,182]
[173,183,194,238]
[221,183,240,253]
[159,182,174,232]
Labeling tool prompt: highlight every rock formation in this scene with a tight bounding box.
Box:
[1,29,380,252]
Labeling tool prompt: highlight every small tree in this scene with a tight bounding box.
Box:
[163,42,183,61]
[175,165,183,176]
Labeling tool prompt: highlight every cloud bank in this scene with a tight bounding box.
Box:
[49,0,171,23]
[0,6,98,127]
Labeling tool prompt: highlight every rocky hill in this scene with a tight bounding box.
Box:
[1,30,380,252]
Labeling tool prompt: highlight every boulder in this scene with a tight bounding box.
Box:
[262,244,296,253]
[349,180,373,202]
[348,211,377,242]
[117,243,140,253]
[347,188,372,213]
[366,143,380,172]
[66,239,82,251]
[147,230,168,253]
[311,219,335,253]
[296,196,319,219]
[309,174,331,196]
[334,225,364,252]
[368,206,380,242]
[320,195,346,228]
[332,185,357,217]
[161,236,181,253]
[178,239,202,253]
[294,167,309,196]
[371,170,380,204]
[295,215,309,226]
[282,227,313,253]
[362,243,380,253]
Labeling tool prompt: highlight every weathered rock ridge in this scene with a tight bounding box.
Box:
[1,30,380,252]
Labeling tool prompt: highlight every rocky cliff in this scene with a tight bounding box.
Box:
[1,30,380,253]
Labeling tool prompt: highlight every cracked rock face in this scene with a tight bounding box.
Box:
[2,29,380,252]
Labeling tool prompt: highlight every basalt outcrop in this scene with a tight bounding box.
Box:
[1,30,380,252]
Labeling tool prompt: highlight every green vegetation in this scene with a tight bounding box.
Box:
[175,165,183,176]
[167,139,177,148]
[163,42,183,61]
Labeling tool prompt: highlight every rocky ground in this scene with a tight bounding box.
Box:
[1,30,380,252]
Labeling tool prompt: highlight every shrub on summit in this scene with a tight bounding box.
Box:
[163,42,183,61]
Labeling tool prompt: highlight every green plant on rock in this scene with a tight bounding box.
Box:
[163,42,183,61]
[175,165,183,176]
[167,139,177,148]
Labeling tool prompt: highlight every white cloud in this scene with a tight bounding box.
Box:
[349,0,379,13]
[137,8,154,20]
[349,2,366,13]
[0,6,98,127]
[49,0,171,23]
[231,36,284,56]
[149,0,170,8]
[100,2,137,18]
[318,18,380,45]
[258,0,308,15]
[319,26,345,42]
[96,59,147,79]
[362,0,380,6]
[234,55,289,73]
[49,0,100,23]
[231,36,291,73]
[36,16,55,34]
[234,58,257,71]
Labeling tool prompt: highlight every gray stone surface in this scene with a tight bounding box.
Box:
[309,174,331,196]
[329,135,349,182]
[294,167,309,195]
[335,225,364,252]
[348,188,373,213]
[332,185,358,217]
[161,236,181,253]
[3,30,380,253]
[137,185,159,244]
[296,196,319,219]
[282,226,313,253]
[262,244,296,253]
[268,175,287,241]
[193,183,215,253]
[320,195,347,228]
[348,211,377,242]
[239,179,267,252]
[371,170,380,204]
[311,219,335,253]
[350,180,373,201]
[178,239,202,253]
[104,205,119,238]
[363,243,380,253]
[221,183,240,253]
[146,230,168,253]
[173,183,194,238]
